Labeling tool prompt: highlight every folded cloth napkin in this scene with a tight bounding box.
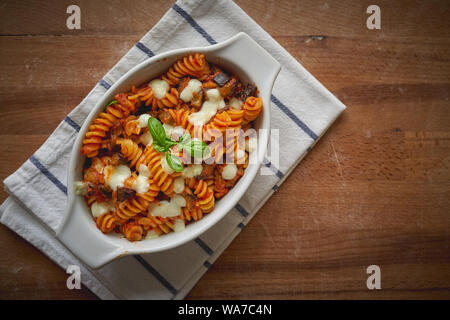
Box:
[0,0,345,299]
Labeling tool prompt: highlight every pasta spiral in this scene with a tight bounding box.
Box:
[227,109,245,128]
[96,213,116,233]
[181,207,203,221]
[152,88,180,109]
[144,145,176,194]
[204,109,244,141]
[213,176,229,199]
[81,100,133,157]
[169,107,194,136]
[116,138,143,168]
[243,96,263,122]
[137,184,160,201]
[115,181,160,221]
[116,197,148,220]
[117,138,164,171]
[79,53,263,242]
[128,86,154,106]
[194,180,215,213]
[122,221,143,242]
[162,53,210,85]
[124,116,141,136]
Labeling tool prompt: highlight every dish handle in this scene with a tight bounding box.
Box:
[56,197,123,269]
[209,32,281,93]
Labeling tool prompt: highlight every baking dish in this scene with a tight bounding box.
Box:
[57,32,281,268]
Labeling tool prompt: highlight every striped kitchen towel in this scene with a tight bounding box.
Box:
[0,0,345,299]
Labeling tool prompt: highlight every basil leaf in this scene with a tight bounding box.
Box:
[186,140,207,158]
[107,100,118,106]
[104,100,118,110]
[152,142,169,153]
[178,133,191,147]
[166,153,184,172]
[148,118,168,146]
[165,137,177,148]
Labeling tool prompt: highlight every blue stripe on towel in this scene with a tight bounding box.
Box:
[64,116,81,132]
[29,156,67,195]
[237,222,245,229]
[136,42,155,57]
[270,95,318,140]
[262,158,284,179]
[133,255,178,295]
[172,4,217,45]
[203,260,212,269]
[235,203,249,217]
[194,238,214,255]
[99,79,111,90]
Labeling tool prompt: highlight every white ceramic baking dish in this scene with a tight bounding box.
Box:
[57,32,281,268]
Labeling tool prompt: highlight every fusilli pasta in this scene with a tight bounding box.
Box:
[77,53,262,241]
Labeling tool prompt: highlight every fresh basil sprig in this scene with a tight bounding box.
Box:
[148,118,168,149]
[186,139,208,158]
[106,100,118,107]
[104,100,118,110]
[147,118,208,172]
[166,153,184,172]
[178,133,191,147]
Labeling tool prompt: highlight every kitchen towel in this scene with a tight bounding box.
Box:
[0,0,345,299]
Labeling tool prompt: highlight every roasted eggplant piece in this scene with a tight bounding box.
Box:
[116,187,136,202]
[239,83,257,101]
[218,77,237,98]
[213,72,230,87]
[191,90,203,108]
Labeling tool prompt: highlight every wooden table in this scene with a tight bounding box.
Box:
[0,0,449,299]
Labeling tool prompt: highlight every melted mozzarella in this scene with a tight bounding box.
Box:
[150,195,186,218]
[171,126,187,140]
[91,201,113,218]
[229,97,243,110]
[138,164,151,177]
[236,149,246,160]
[74,181,87,196]
[182,164,203,178]
[222,164,237,180]
[180,79,202,102]
[132,164,151,194]
[92,158,105,174]
[173,219,186,233]
[149,79,169,99]
[140,131,153,146]
[188,89,225,126]
[146,230,160,240]
[172,195,186,207]
[106,165,131,191]
[173,177,185,194]
[163,124,174,137]
[133,175,149,194]
[245,137,257,153]
[138,114,151,128]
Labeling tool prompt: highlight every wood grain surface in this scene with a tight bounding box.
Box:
[0,0,449,299]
